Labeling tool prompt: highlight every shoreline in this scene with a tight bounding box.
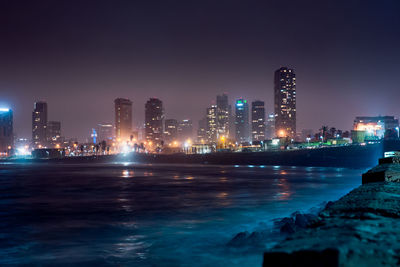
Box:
[3,140,400,168]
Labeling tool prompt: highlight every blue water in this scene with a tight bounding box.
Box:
[0,162,363,266]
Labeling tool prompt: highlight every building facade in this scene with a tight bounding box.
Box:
[47,121,61,145]
[178,119,193,141]
[114,98,132,142]
[274,67,296,138]
[216,93,230,139]
[206,105,217,143]
[235,98,250,143]
[164,119,178,143]
[145,98,164,145]
[197,117,207,142]
[251,100,266,142]
[32,101,48,147]
[265,113,276,139]
[0,108,13,156]
[97,123,113,144]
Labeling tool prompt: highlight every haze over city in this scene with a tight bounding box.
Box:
[1,0,400,141]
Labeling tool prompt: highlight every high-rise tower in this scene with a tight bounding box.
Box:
[216,94,230,138]
[274,67,296,138]
[206,105,217,143]
[114,98,132,142]
[145,98,164,145]
[0,108,13,156]
[164,119,178,143]
[235,98,250,143]
[32,101,48,147]
[251,100,265,141]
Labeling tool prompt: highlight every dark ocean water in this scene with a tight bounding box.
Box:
[0,162,363,266]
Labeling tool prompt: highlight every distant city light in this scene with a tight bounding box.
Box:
[272,139,280,145]
[16,146,30,156]
[122,144,130,154]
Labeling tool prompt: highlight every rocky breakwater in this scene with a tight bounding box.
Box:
[263,155,400,267]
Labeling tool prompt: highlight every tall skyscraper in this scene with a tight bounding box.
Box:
[216,93,230,138]
[145,98,164,145]
[265,113,276,139]
[206,105,217,143]
[114,98,132,142]
[251,100,265,142]
[47,121,61,145]
[164,119,178,143]
[235,98,250,143]
[0,108,13,156]
[274,67,296,138]
[32,101,48,147]
[178,119,193,141]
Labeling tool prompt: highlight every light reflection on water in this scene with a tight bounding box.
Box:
[0,163,363,266]
[121,170,134,178]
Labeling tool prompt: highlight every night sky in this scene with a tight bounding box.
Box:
[1,0,400,141]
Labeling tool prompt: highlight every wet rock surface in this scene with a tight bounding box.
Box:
[263,182,400,267]
[227,205,325,249]
[362,163,400,184]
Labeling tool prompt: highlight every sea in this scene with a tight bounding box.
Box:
[0,161,363,266]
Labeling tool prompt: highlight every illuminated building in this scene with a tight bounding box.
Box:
[114,98,132,142]
[178,119,193,141]
[96,123,113,143]
[206,105,217,142]
[47,121,61,145]
[216,93,230,139]
[352,116,399,142]
[265,113,275,139]
[145,98,164,145]
[164,119,178,143]
[251,100,265,141]
[235,98,250,143]
[0,108,13,156]
[274,67,296,138]
[32,101,48,147]
[191,143,213,154]
[197,118,207,142]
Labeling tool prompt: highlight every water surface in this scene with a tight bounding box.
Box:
[0,162,363,266]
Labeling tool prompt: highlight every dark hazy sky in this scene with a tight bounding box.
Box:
[1,0,400,141]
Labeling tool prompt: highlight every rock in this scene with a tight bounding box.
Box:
[280,221,296,235]
[264,181,400,266]
[247,231,269,245]
[227,231,249,247]
[362,161,400,184]
[294,213,309,228]
[227,230,272,248]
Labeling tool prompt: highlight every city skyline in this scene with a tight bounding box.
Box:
[1,1,400,140]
